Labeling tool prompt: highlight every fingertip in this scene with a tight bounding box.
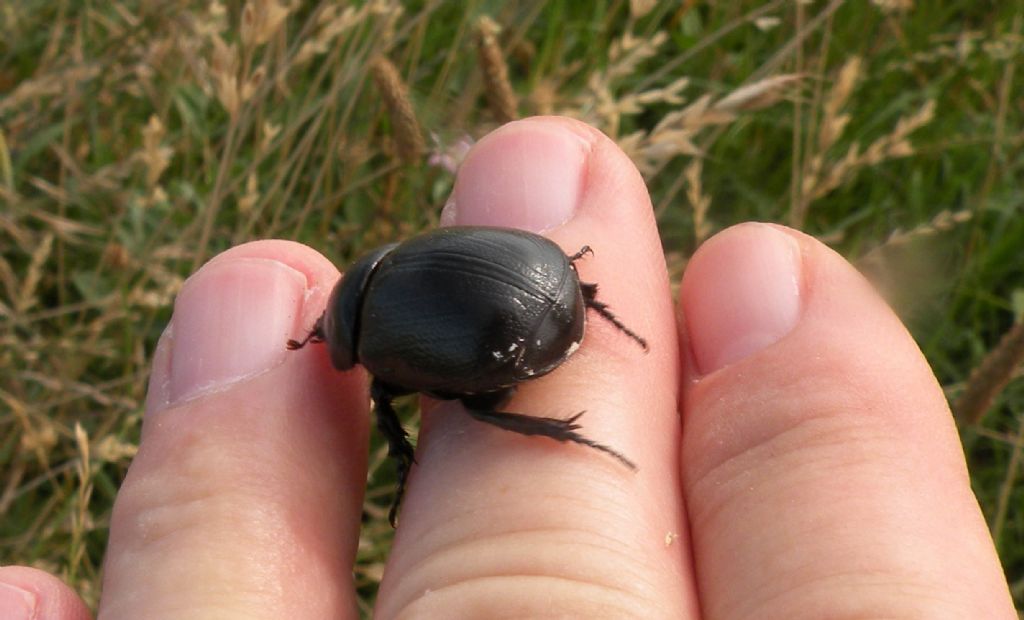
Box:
[450,116,594,231]
[681,223,803,375]
[146,239,341,416]
[0,567,92,620]
[205,238,341,285]
[449,116,656,235]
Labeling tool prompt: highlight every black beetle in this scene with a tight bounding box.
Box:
[288,226,647,526]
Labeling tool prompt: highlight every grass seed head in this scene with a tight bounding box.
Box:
[240,0,290,48]
[714,74,803,114]
[370,55,425,164]
[954,320,1024,425]
[475,16,518,124]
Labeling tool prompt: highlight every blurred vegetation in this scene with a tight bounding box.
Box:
[1,0,1022,613]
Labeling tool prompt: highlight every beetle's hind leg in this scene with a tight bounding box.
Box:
[371,381,416,527]
[461,404,637,471]
[579,282,649,351]
[286,315,325,350]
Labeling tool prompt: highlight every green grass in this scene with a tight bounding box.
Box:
[1,0,1022,613]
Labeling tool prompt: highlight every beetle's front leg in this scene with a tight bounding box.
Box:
[370,380,416,527]
[286,315,325,350]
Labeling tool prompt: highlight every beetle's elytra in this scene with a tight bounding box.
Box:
[288,226,647,526]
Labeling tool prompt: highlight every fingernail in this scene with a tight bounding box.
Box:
[446,118,592,232]
[163,257,307,408]
[0,583,36,620]
[683,223,803,375]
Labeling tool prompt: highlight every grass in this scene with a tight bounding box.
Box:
[1,0,1023,613]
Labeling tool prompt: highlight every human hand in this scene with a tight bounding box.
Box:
[1,117,1013,619]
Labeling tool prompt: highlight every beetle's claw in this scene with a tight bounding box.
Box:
[568,245,594,263]
[286,316,326,350]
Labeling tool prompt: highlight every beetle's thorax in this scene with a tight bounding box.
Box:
[322,243,398,371]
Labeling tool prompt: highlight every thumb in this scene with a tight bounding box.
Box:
[679,223,1013,617]
[99,241,369,619]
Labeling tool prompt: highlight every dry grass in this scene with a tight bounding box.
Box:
[2,1,1023,614]
[475,15,519,124]
[955,321,1024,426]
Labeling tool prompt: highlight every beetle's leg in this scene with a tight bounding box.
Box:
[286,315,325,350]
[571,252,648,351]
[370,380,416,528]
[568,245,593,263]
[462,407,637,471]
[579,282,649,351]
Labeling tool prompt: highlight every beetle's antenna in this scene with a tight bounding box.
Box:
[579,282,649,351]
[286,316,325,350]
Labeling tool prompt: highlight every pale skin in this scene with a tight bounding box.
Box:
[1,117,1014,619]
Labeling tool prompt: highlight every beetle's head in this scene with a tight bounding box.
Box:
[322,243,398,370]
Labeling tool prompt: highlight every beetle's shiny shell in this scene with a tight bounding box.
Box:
[329,227,585,397]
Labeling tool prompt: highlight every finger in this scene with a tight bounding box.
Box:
[377,117,698,618]
[679,223,1014,618]
[0,567,92,620]
[100,241,370,619]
